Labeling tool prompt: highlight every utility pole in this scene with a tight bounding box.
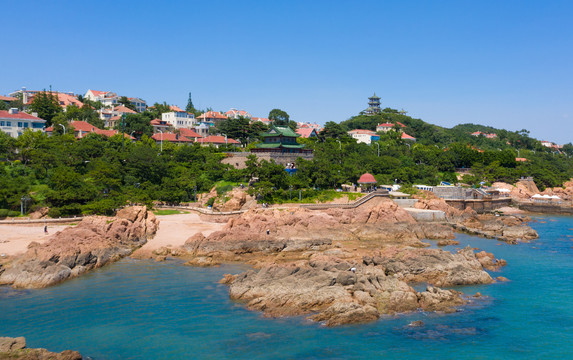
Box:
[121,114,126,151]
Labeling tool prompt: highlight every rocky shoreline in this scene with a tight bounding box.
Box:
[0,195,539,327]
[176,196,530,326]
[0,206,158,288]
[0,337,81,360]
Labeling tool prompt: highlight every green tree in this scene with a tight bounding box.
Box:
[320,121,347,139]
[118,96,137,111]
[268,109,290,126]
[28,91,62,126]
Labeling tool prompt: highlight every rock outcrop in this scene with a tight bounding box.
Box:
[0,337,82,359]
[453,214,538,243]
[222,254,468,326]
[0,206,158,288]
[179,197,499,326]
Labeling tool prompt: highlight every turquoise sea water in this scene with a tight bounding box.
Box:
[1,215,572,360]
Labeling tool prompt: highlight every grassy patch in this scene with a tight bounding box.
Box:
[153,209,190,216]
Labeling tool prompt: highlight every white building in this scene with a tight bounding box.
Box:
[347,129,380,145]
[85,90,147,114]
[162,111,196,129]
[128,97,147,113]
[0,109,46,138]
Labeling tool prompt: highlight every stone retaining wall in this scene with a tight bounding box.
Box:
[222,152,314,169]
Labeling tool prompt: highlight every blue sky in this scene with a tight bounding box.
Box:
[1,0,572,143]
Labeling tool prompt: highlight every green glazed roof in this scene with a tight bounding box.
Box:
[261,125,299,137]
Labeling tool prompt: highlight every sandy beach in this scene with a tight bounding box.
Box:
[132,212,224,257]
[0,224,71,257]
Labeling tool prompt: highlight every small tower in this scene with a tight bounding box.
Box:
[365,93,381,115]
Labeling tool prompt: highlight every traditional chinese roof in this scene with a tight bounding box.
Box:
[255,143,305,149]
[261,125,299,138]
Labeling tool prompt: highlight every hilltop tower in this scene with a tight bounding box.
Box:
[364,93,381,115]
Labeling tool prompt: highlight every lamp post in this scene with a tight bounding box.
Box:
[130,131,135,139]
[158,130,163,152]
[222,133,228,145]
[20,195,30,216]
[375,142,380,157]
[59,124,66,135]
[336,139,341,150]
[193,186,197,202]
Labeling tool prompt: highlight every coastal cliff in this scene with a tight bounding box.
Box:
[0,206,158,288]
[180,198,507,326]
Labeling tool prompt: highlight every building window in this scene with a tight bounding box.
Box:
[18,122,22,128]
[0,121,4,126]
[6,122,11,126]
[24,122,29,128]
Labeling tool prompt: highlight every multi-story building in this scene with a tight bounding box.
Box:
[129,97,147,113]
[225,108,251,119]
[162,110,196,129]
[0,109,45,137]
[197,111,227,126]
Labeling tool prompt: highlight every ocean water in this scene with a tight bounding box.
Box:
[1,215,572,360]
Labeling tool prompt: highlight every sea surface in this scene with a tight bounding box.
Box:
[1,215,572,359]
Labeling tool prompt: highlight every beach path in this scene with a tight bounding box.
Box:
[0,224,71,257]
[132,212,225,257]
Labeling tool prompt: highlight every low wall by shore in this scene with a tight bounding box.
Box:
[445,198,511,213]
[393,199,419,208]
[0,216,84,225]
[404,208,446,222]
[515,202,573,215]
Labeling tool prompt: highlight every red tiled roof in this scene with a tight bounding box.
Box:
[198,111,227,120]
[199,135,240,144]
[70,120,99,132]
[150,119,169,126]
[94,129,135,139]
[401,133,416,140]
[114,105,136,114]
[349,129,376,135]
[296,128,316,138]
[151,132,194,142]
[179,128,202,138]
[377,123,394,127]
[396,121,406,128]
[0,110,44,121]
[56,93,83,108]
[516,158,528,162]
[358,173,376,184]
[110,115,121,121]
[0,95,17,102]
[169,105,185,112]
[252,117,271,123]
[88,90,108,97]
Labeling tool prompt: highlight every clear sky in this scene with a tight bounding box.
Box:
[1,0,572,144]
